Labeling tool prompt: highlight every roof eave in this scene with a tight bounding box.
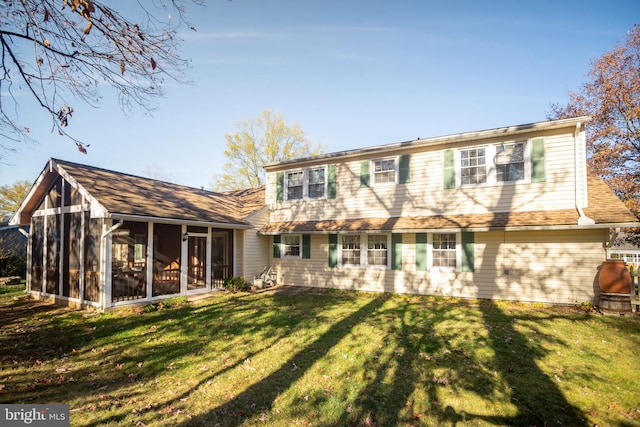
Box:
[264,116,592,171]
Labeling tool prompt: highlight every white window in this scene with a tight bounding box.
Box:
[286,171,303,200]
[284,167,327,200]
[340,234,389,268]
[308,168,325,198]
[429,233,461,271]
[367,234,388,266]
[341,235,361,265]
[282,235,301,258]
[373,158,396,184]
[460,148,487,185]
[458,141,530,187]
[495,142,525,182]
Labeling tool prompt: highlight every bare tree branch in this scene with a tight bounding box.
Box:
[0,0,202,157]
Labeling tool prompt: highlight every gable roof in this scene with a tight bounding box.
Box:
[259,171,639,234]
[12,159,265,227]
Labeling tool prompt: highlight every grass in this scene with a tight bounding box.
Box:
[1,285,639,426]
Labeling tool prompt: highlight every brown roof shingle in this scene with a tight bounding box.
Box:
[55,160,264,225]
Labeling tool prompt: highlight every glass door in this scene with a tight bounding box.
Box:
[211,232,230,288]
[188,235,207,290]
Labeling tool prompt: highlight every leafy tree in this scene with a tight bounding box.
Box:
[548,24,640,221]
[0,0,201,155]
[211,109,325,191]
[0,180,32,221]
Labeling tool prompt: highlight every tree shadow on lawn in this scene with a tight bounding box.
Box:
[462,301,589,426]
[176,294,389,426]
[0,291,356,426]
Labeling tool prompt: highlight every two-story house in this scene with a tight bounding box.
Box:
[260,116,638,304]
[10,116,639,309]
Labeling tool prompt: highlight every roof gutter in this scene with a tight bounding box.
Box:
[109,214,254,229]
[574,121,595,226]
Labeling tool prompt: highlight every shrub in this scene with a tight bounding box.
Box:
[223,276,250,292]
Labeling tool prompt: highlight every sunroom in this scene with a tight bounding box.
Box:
[11,159,265,310]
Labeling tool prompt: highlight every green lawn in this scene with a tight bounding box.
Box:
[1,285,639,426]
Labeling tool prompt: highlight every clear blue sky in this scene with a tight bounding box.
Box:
[1,0,638,190]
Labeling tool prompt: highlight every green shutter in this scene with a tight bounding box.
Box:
[443,149,455,189]
[415,233,428,271]
[531,138,546,182]
[328,234,338,268]
[276,171,284,202]
[302,234,311,259]
[360,160,370,188]
[399,154,410,184]
[273,235,281,259]
[461,232,474,272]
[391,234,403,270]
[327,164,337,199]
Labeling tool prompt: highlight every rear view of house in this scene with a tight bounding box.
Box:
[10,116,640,308]
[261,116,639,304]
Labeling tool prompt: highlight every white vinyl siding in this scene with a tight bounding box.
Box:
[270,229,608,305]
[267,129,580,222]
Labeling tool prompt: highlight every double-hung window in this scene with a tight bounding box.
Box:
[284,167,327,200]
[308,168,326,198]
[340,234,389,268]
[495,142,525,182]
[282,235,301,258]
[367,234,388,266]
[373,158,396,184]
[341,235,361,266]
[457,140,529,187]
[432,233,457,269]
[460,148,487,185]
[286,171,304,200]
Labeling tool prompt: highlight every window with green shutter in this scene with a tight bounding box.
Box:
[302,234,311,259]
[273,235,281,259]
[415,233,428,271]
[360,160,370,187]
[443,149,455,189]
[276,171,284,202]
[327,164,337,199]
[531,138,546,182]
[399,154,410,184]
[461,232,474,272]
[328,234,338,268]
[391,234,403,270]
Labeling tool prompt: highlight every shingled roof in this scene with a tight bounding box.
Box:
[14,159,265,226]
[259,171,639,234]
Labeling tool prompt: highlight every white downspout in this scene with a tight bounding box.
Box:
[575,122,595,226]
